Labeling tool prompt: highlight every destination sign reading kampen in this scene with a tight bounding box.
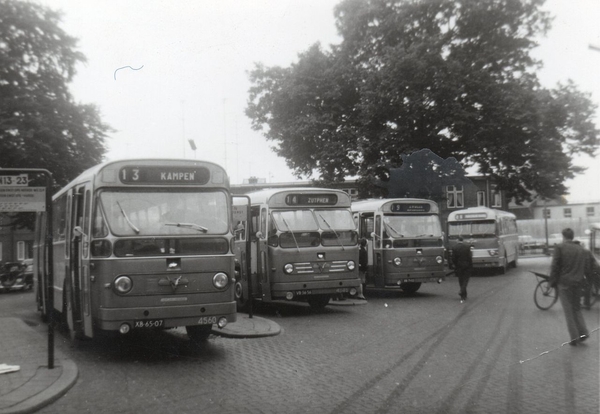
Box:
[119,166,210,185]
[390,203,431,213]
[285,194,338,206]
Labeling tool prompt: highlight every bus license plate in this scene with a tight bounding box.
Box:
[295,290,312,296]
[403,279,416,282]
[134,320,164,329]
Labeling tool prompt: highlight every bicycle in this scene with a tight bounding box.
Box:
[531,271,598,311]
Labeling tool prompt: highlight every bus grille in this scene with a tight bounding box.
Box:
[294,261,348,274]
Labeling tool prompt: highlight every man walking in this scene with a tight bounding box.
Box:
[549,228,591,345]
[451,236,473,303]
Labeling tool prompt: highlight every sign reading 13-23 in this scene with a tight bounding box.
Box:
[0,174,46,212]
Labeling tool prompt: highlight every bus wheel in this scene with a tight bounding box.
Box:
[307,295,330,311]
[186,325,212,344]
[499,256,508,274]
[400,282,421,294]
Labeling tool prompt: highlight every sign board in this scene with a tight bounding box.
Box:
[232,205,247,221]
[0,182,46,212]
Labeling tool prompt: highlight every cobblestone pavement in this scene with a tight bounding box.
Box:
[2,256,598,414]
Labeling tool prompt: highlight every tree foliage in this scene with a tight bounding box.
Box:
[1,0,111,228]
[246,0,599,202]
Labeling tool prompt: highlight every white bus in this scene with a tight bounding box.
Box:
[447,207,518,274]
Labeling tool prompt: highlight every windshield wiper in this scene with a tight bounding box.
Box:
[318,213,345,251]
[415,234,434,238]
[117,201,140,234]
[164,222,208,233]
[384,222,403,238]
[280,216,300,252]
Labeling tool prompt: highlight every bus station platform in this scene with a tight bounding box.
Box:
[0,314,280,413]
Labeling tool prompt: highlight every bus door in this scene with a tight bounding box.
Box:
[69,184,92,338]
[373,213,385,288]
[358,213,376,285]
[251,206,271,301]
[232,196,251,308]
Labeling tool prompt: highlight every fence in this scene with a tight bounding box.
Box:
[517,218,598,240]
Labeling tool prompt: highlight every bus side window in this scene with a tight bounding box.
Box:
[360,215,374,239]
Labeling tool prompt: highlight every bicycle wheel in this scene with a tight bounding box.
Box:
[534,279,558,310]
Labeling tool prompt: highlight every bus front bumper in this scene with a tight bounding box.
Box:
[383,270,446,286]
[270,277,362,300]
[96,301,237,331]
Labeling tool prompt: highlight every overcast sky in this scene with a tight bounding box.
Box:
[39,0,600,202]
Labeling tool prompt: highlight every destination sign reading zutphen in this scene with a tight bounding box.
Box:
[119,166,210,185]
[285,194,338,206]
[0,186,46,212]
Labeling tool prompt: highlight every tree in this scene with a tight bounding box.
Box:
[246,0,599,202]
[1,0,111,228]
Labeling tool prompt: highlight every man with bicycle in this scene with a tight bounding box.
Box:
[549,228,595,346]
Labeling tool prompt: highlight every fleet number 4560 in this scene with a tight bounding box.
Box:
[197,316,217,325]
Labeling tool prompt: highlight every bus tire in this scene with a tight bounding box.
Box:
[400,282,421,294]
[499,256,508,274]
[186,325,212,344]
[307,295,330,311]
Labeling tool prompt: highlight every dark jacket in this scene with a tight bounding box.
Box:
[451,242,473,270]
[549,240,591,287]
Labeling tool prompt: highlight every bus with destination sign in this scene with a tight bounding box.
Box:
[233,188,362,310]
[351,198,445,293]
[446,207,519,273]
[33,159,237,344]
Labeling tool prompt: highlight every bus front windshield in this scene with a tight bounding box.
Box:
[448,220,496,239]
[95,190,229,236]
[383,215,443,238]
[271,209,357,248]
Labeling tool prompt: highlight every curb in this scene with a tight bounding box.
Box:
[0,359,78,414]
[211,314,281,338]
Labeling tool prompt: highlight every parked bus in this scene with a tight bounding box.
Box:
[446,207,518,274]
[351,199,445,293]
[233,188,362,310]
[33,159,237,344]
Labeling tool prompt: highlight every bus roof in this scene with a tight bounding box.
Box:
[53,158,228,200]
[351,198,439,214]
[447,206,516,221]
[246,187,352,208]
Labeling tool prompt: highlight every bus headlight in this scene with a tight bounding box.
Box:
[393,257,402,266]
[436,256,443,264]
[284,264,294,274]
[488,249,499,257]
[213,272,229,289]
[347,260,356,271]
[114,276,133,294]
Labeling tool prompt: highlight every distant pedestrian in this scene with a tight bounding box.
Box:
[451,236,473,302]
[549,228,593,345]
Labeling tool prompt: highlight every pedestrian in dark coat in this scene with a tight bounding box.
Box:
[451,236,473,302]
[549,228,592,345]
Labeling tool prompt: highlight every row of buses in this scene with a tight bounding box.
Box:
[32,159,519,343]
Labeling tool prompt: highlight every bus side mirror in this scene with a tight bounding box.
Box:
[73,226,88,240]
[370,232,379,239]
[585,229,591,235]
[255,231,264,239]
